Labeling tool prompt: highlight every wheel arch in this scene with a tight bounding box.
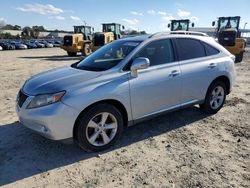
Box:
[73,99,128,140]
[208,75,231,95]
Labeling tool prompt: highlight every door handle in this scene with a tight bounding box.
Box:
[169,70,180,77]
[208,63,217,68]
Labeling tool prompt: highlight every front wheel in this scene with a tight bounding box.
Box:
[75,104,124,152]
[235,52,244,63]
[200,81,226,114]
[82,43,92,56]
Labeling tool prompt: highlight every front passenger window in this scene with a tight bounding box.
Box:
[135,39,174,66]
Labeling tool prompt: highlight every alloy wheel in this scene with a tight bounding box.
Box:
[209,86,225,110]
[86,112,118,146]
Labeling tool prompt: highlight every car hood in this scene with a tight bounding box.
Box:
[23,66,102,95]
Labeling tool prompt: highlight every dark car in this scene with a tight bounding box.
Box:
[40,40,53,48]
[33,41,45,48]
[25,41,37,49]
[10,41,27,50]
[0,42,15,50]
[50,40,62,47]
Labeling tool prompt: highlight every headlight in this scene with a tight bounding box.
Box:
[27,91,65,109]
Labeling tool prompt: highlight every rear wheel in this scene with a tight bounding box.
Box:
[67,52,77,56]
[75,104,124,152]
[82,43,92,56]
[200,81,226,114]
[235,52,244,63]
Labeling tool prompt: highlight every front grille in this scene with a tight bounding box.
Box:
[18,90,28,107]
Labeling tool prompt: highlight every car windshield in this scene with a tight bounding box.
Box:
[74,40,141,71]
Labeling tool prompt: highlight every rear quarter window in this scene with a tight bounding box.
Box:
[175,38,206,61]
[202,42,220,56]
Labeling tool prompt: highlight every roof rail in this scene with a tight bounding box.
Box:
[149,31,208,38]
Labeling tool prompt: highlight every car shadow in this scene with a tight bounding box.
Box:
[19,55,83,62]
[0,106,210,186]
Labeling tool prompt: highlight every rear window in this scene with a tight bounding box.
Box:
[202,42,220,56]
[175,38,206,61]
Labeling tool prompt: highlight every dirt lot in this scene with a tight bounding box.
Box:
[0,48,249,187]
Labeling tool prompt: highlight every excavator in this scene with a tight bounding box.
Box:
[212,16,246,62]
[92,23,124,51]
[61,25,93,56]
[168,19,194,31]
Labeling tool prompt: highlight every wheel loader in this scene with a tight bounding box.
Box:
[91,23,124,51]
[61,25,93,56]
[212,16,246,62]
[168,19,194,31]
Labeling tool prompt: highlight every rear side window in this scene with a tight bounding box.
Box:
[175,38,206,61]
[135,39,174,66]
[202,42,220,56]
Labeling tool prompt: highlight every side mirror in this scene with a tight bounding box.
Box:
[92,28,94,31]
[191,23,195,27]
[130,57,150,77]
[168,23,171,28]
[122,25,125,30]
[212,21,215,26]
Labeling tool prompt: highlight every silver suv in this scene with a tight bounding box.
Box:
[16,32,236,151]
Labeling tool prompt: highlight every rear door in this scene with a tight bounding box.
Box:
[128,38,182,120]
[174,38,220,104]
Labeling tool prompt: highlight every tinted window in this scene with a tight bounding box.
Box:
[135,39,174,66]
[175,38,206,61]
[202,42,220,56]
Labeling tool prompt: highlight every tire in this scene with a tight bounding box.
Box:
[67,52,77,57]
[235,52,243,63]
[82,43,92,56]
[200,81,226,114]
[75,104,124,152]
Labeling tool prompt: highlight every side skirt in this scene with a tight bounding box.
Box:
[127,100,204,126]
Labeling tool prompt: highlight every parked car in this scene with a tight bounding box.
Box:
[24,41,37,49]
[10,41,27,49]
[16,32,236,151]
[40,41,53,48]
[34,41,45,48]
[50,40,62,47]
[0,42,15,50]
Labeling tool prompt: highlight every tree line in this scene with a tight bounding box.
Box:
[0,24,147,39]
[0,24,70,39]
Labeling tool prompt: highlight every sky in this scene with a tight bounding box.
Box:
[0,0,250,33]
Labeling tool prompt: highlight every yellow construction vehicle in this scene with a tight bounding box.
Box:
[212,16,246,62]
[168,19,194,31]
[61,23,124,57]
[92,23,124,51]
[61,25,93,56]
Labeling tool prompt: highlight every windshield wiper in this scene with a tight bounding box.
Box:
[73,65,107,71]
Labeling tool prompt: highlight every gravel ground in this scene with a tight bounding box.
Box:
[0,47,249,187]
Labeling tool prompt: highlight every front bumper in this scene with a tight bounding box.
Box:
[16,95,79,140]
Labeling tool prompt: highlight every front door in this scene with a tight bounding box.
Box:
[128,39,182,120]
